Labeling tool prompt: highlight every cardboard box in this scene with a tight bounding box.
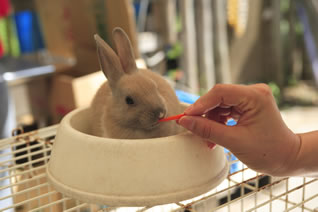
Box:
[72,46,100,76]
[35,0,139,75]
[50,71,105,123]
[68,0,139,51]
[34,0,74,59]
[104,0,140,58]
[68,0,140,60]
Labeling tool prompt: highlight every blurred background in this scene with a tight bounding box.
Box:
[0,0,318,138]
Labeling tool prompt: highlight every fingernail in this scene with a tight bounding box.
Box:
[178,117,195,131]
[184,105,194,114]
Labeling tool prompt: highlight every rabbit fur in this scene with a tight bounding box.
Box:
[90,28,185,139]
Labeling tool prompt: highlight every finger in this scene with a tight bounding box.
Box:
[184,84,254,116]
[178,116,239,147]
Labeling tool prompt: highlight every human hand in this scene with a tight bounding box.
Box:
[178,84,301,176]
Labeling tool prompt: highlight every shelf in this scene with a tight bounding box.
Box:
[0,54,74,86]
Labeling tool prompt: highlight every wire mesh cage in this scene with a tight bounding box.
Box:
[0,125,318,212]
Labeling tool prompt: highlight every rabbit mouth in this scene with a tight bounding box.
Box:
[146,122,160,129]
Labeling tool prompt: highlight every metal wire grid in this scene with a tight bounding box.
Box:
[0,125,317,212]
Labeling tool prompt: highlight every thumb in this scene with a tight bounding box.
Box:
[178,116,236,147]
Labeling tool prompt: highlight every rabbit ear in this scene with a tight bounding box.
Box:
[94,34,124,85]
[112,27,138,74]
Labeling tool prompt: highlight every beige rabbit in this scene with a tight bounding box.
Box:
[90,28,185,139]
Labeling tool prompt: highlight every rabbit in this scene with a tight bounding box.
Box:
[90,27,185,139]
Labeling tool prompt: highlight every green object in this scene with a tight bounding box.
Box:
[280,0,290,13]
[0,17,8,55]
[268,82,281,104]
[0,16,20,57]
[7,15,20,57]
[166,41,183,59]
[167,69,177,78]
[176,15,182,33]
[94,0,108,42]
[287,76,298,86]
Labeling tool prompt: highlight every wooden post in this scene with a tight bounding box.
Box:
[164,0,177,45]
[180,0,199,94]
[230,0,262,83]
[272,0,283,89]
[214,0,232,83]
[195,0,216,91]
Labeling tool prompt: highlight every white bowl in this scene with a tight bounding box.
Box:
[47,108,228,206]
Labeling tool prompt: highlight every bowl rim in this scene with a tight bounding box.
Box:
[62,107,195,143]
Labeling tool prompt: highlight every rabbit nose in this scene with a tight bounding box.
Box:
[154,108,166,119]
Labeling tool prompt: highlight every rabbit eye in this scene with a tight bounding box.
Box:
[125,96,135,105]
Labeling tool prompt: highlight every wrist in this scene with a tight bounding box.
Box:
[271,132,302,176]
[288,132,318,177]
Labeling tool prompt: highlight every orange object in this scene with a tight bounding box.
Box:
[158,113,185,122]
